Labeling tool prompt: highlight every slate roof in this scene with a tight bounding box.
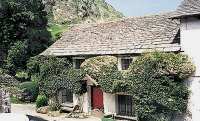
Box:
[41,14,181,56]
[172,0,200,18]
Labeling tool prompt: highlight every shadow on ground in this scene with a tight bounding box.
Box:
[27,115,48,121]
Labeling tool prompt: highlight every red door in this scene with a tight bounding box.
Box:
[92,87,104,109]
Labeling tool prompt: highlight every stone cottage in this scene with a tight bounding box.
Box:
[42,0,200,120]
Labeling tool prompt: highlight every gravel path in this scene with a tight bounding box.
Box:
[11,104,100,121]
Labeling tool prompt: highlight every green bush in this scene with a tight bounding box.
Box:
[127,52,195,121]
[36,95,48,108]
[82,52,195,121]
[15,71,29,82]
[27,55,86,97]
[10,96,24,104]
[81,56,123,93]
[19,81,39,102]
[102,118,115,121]
[49,102,61,111]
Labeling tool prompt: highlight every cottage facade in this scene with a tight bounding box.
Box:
[172,0,200,120]
[42,0,200,120]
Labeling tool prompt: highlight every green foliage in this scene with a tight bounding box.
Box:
[102,118,115,121]
[81,56,123,93]
[126,52,195,121]
[27,55,86,97]
[0,74,19,88]
[19,81,39,102]
[49,102,61,111]
[36,95,48,108]
[0,0,52,75]
[6,41,28,74]
[82,53,195,121]
[10,96,24,104]
[15,70,29,82]
[48,24,68,41]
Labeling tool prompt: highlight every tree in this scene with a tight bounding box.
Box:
[27,56,86,97]
[0,0,52,74]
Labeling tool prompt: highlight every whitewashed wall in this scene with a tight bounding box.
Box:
[73,92,91,113]
[103,92,117,115]
[180,17,200,121]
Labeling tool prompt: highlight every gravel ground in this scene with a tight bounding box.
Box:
[11,104,100,121]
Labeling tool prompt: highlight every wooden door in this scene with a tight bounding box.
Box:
[92,87,104,110]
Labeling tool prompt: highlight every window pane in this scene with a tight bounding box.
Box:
[121,58,132,70]
[118,95,134,116]
[62,89,73,103]
[75,59,85,69]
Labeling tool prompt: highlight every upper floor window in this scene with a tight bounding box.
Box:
[121,58,133,70]
[73,58,85,69]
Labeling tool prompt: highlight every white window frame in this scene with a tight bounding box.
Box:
[118,56,134,70]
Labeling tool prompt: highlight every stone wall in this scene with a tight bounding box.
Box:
[0,89,11,113]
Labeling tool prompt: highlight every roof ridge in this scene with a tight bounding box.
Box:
[66,12,175,32]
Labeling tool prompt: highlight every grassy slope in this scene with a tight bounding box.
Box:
[48,24,69,41]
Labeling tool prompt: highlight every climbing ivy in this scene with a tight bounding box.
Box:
[81,52,195,121]
[126,52,195,121]
[81,56,123,93]
[27,55,86,97]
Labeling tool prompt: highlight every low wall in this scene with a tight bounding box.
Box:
[0,89,11,113]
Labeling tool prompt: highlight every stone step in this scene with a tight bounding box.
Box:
[60,106,74,112]
[61,103,73,108]
[115,115,137,121]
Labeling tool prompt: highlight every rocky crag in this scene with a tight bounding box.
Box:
[43,0,123,24]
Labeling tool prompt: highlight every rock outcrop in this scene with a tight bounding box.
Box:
[43,0,123,23]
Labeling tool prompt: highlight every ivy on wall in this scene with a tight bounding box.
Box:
[25,52,195,121]
[27,56,86,97]
[81,56,123,93]
[81,52,195,121]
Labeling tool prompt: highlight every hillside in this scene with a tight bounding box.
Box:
[43,0,123,24]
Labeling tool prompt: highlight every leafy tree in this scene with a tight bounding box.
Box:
[27,56,86,97]
[0,0,52,74]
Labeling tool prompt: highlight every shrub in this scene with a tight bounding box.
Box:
[127,52,195,121]
[102,118,115,121]
[81,56,123,93]
[19,81,39,102]
[6,41,28,75]
[15,71,29,82]
[36,95,48,108]
[82,53,195,121]
[49,102,61,111]
[27,56,86,97]
[0,74,19,88]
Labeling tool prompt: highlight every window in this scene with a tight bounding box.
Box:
[73,58,85,69]
[118,95,135,116]
[121,58,133,70]
[61,89,73,103]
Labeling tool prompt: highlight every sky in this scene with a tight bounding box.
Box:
[105,0,183,17]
